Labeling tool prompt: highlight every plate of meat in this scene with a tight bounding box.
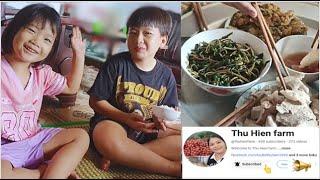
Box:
[235,75,319,127]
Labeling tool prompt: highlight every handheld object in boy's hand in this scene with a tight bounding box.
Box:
[152,105,181,122]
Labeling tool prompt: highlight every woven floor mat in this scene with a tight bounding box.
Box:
[44,123,175,179]
[76,153,174,179]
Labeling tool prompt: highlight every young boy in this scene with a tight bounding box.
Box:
[88,6,181,177]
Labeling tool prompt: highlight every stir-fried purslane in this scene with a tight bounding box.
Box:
[187,33,267,86]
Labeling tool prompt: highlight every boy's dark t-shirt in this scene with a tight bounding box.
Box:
[88,51,178,135]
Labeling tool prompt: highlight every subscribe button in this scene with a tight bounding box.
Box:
[233,160,290,169]
[234,161,262,168]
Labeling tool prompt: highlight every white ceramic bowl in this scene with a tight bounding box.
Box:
[181,28,272,96]
[152,105,181,121]
[275,35,319,83]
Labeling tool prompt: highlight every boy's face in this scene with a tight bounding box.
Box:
[12,19,56,63]
[127,26,167,61]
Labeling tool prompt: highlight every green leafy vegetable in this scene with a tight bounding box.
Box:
[187,33,268,86]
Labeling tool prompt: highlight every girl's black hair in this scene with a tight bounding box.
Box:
[126,6,172,36]
[1,3,62,66]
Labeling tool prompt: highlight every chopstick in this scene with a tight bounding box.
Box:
[214,99,256,127]
[192,3,204,31]
[252,2,287,90]
[251,4,290,77]
[215,93,264,127]
[215,3,289,127]
[196,3,208,31]
[192,2,208,31]
[311,29,319,50]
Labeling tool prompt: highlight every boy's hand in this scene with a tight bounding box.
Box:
[71,26,86,58]
[152,114,166,131]
[126,112,157,133]
[164,120,181,132]
[153,106,180,131]
[158,120,181,138]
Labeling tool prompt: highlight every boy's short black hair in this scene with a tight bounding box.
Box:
[1,3,62,65]
[126,6,172,36]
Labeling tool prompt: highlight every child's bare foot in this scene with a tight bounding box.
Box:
[68,170,80,179]
[100,158,111,171]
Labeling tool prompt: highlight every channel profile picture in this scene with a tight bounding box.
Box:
[184,131,227,167]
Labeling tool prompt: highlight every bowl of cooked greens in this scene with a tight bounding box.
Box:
[181,28,272,96]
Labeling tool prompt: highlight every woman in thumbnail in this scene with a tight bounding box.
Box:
[207,134,227,166]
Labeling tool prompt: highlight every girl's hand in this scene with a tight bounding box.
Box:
[61,26,86,95]
[126,112,157,133]
[71,26,86,58]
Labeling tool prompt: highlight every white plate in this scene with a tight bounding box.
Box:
[235,81,278,110]
[224,16,318,38]
[235,80,319,126]
[224,2,319,37]
[181,2,319,37]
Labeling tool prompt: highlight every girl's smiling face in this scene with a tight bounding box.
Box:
[12,19,56,64]
[127,26,167,61]
[209,137,227,154]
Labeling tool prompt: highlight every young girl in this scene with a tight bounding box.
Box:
[1,4,89,179]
